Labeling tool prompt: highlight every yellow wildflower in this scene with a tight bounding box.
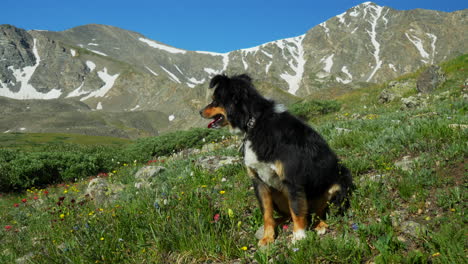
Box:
[241,246,248,251]
[60,214,65,218]
[219,190,226,194]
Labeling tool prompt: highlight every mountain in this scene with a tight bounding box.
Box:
[0,2,466,137]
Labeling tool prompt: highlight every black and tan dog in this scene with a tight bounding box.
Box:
[200,74,353,246]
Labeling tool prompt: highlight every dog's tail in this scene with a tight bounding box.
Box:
[330,164,354,215]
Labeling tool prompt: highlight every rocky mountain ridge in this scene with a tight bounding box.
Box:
[0,2,466,137]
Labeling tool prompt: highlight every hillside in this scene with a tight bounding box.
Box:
[0,54,466,263]
[0,2,466,137]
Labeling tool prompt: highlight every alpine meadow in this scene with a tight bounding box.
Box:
[0,1,467,263]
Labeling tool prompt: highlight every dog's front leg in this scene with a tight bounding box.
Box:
[252,177,276,246]
[286,188,309,243]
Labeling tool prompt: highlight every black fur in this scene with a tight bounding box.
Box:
[204,73,353,221]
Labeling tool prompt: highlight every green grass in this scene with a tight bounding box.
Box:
[0,54,467,263]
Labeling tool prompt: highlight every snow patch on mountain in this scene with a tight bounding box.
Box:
[87,49,108,56]
[405,31,430,63]
[66,82,87,98]
[320,54,335,73]
[336,66,353,84]
[139,37,186,54]
[81,68,119,100]
[365,4,384,82]
[160,66,181,83]
[0,38,62,99]
[86,61,96,72]
[278,35,305,95]
[426,33,437,64]
[145,66,158,76]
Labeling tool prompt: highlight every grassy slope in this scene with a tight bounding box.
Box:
[0,55,466,263]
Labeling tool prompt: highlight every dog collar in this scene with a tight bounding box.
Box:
[246,117,256,130]
[239,117,256,156]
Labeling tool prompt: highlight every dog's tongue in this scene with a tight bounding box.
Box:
[207,119,217,128]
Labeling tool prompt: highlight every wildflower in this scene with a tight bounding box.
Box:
[100,237,105,241]
[351,223,359,230]
[282,224,289,231]
[450,208,456,212]
[237,221,242,228]
[33,196,38,200]
[118,238,124,242]
[219,190,226,194]
[60,214,65,219]
[213,214,220,222]
[154,202,160,209]
[21,198,27,203]
[292,247,300,252]
[228,208,234,218]
[63,190,68,194]
[432,252,440,257]
[201,185,207,188]
[241,246,248,251]
[44,190,49,195]
[4,225,12,231]
[89,211,94,216]
[13,203,19,208]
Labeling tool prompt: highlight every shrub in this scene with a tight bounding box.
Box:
[289,100,341,120]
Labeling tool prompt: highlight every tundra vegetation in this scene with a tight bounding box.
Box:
[0,55,466,263]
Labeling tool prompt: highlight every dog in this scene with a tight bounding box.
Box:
[199,74,353,246]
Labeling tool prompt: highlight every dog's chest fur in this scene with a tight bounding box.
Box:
[244,140,283,190]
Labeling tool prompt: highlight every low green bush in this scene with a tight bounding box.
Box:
[0,128,229,192]
[289,99,341,120]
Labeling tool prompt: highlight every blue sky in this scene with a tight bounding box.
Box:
[1,0,466,53]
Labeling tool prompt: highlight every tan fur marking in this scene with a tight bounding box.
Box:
[257,185,276,246]
[274,160,285,181]
[200,106,226,119]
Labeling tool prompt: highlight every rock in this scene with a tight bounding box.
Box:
[379,80,416,103]
[401,95,426,109]
[255,225,264,240]
[335,127,352,133]
[390,210,408,227]
[197,156,241,172]
[395,156,418,171]
[85,178,124,205]
[416,65,445,93]
[15,252,34,264]
[134,166,165,182]
[448,124,468,130]
[400,221,427,238]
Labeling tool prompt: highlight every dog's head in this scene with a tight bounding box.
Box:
[200,74,261,131]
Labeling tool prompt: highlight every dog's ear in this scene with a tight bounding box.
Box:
[209,74,228,89]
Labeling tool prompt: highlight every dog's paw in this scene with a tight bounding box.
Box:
[258,236,275,247]
[292,229,306,243]
[314,221,328,235]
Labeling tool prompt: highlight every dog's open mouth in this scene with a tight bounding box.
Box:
[207,114,225,129]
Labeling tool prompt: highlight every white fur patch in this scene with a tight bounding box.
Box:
[274,104,287,113]
[327,184,341,200]
[244,141,283,190]
[292,229,307,242]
